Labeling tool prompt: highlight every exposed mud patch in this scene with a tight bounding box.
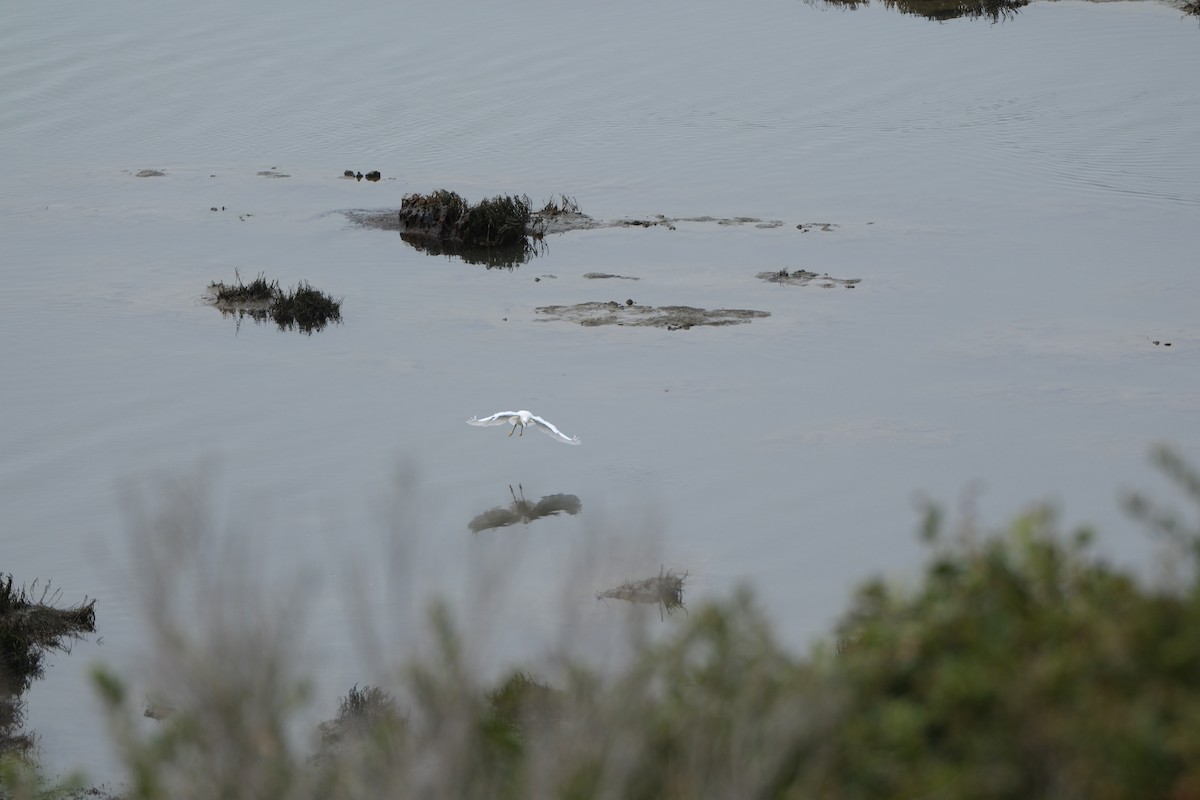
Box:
[536,210,605,235]
[343,209,403,231]
[536,301,769,330]
[757,269,861,288]
[583,272,639,281]
[257,169,290,178]
[796,222,838,233]
[133,169,165,177]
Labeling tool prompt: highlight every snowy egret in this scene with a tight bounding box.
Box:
[466,410,581,445]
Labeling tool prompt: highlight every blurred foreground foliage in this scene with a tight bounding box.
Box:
[5,447,1200,799]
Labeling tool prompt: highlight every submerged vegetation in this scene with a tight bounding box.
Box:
[7,448,1200,798]
[208,272,342,334]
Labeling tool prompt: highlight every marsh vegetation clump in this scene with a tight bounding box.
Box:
[537,195,581,217]
[398,190,470,238]
[0,575,96,693]
[271,282,343,333]
[459,194,533,248]
[210,272,277,305]
[398,190,542,266]
[399,190,532,248]
[208,272,341,334]
[0,574,96,761]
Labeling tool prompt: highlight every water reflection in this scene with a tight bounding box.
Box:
[468,484,582,533]
[399,233,544,270]
[809,0,1027,21]
[214,305,341,335]
[597,568,688,620]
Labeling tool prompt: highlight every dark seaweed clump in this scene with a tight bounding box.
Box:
[209,273,341,334]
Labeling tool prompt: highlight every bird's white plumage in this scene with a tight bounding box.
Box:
[467,410,581,445]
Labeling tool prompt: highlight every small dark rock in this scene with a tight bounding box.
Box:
[364,171,381,182]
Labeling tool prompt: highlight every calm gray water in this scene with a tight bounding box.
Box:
[3,0,1199,781]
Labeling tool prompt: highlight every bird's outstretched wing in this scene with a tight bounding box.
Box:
[529,414,582,445]
[467,412,518,427]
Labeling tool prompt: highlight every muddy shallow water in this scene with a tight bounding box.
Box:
[2,0,1200,782]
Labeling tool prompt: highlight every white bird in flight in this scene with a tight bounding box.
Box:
[467,410,581,445]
